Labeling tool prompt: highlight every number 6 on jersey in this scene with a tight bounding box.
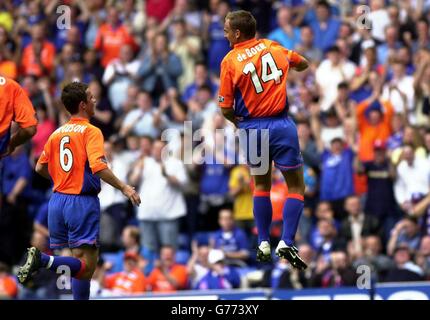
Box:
[60,136,73,172]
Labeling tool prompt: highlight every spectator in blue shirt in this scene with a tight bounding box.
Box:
[268,6,301,50]
[319,138,355,217]
[198,148,233,231]
[294,25,323,63]
[387,217,422,257]
[309,0,340,52]
[206,0,230,76]
[182,62,218,103]
[310,218,346,262]
[377,25,402,65]
[0,145,33,265]
[195,249,241,290]
[137,33,183,101]
[259,258,309,289]
[210,208,250,266]
[1,145,32,202]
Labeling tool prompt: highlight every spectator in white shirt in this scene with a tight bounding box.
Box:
[120,90,166,138]
[394,144,430,212]
[316,45,356,111]
[102,44,141,112]
[382,59,415,123]
[368,0,391,42]
[129,139,189,253]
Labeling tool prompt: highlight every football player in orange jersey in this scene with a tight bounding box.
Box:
[0,75,37,218]
[218,11,308,270]
[17,82,141,300]
[0,76,37,159]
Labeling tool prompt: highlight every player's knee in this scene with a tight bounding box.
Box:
[289,185,305,195]
[287,181,305,195]
[81,264,96,280]
[72,248,98,280]
[76,259,96,280]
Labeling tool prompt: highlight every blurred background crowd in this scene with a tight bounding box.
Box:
[1,0,430,299]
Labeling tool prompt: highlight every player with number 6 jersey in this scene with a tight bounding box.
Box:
[38,114,107,195]
[17,82,141,300]
[219,10,309,270]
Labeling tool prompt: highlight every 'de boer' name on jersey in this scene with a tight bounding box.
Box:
[236,42,267,62]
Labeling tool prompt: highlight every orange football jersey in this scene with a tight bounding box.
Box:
[218,38,305,118]
[0,76,38,138]
[37,117,108,195]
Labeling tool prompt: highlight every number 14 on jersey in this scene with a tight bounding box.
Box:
[242,52,283,94]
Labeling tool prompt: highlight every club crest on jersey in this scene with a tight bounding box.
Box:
[218,95,225,103]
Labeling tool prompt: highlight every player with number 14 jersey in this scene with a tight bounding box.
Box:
[219,10,309,269]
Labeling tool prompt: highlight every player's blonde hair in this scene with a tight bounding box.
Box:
[225,10,256,39]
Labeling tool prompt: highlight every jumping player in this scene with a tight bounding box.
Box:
[17,82,141,299]
[218,11,309,269]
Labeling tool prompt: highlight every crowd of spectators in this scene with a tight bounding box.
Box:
[1,0,430,299]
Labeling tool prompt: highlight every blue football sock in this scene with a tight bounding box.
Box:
[253,191,273,243]
[41,253,84,277]
[282,194,304,246]
[72,278,90,300]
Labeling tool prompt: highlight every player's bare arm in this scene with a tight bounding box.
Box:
[96,168,141,206]
[35,161,50,180]
[0,125,37,159]
[291,57,309,72]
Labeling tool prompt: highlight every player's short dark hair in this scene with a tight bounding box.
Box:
[61,82,88,115]
[225,10,256,39]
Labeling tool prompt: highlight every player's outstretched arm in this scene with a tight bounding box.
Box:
[96,168,141,206]
[35,162,50,180]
